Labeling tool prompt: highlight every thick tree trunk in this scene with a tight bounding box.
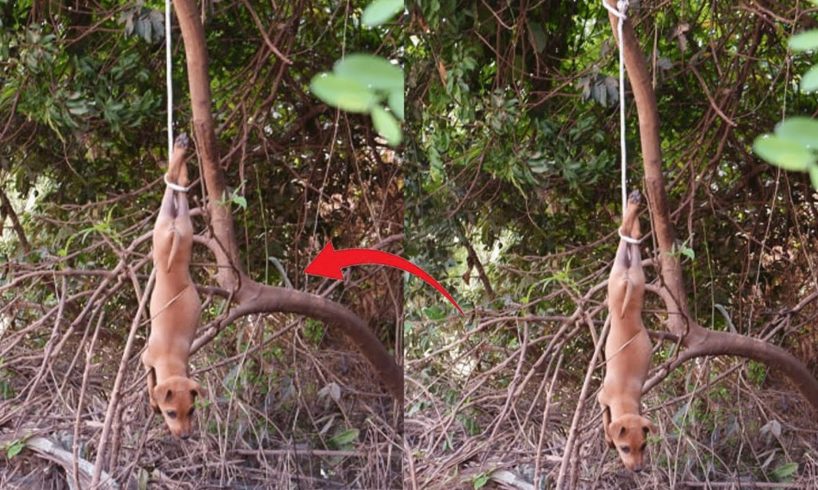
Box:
[605,0,818,411]
[172,0,402,399]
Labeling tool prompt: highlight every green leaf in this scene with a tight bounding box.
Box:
[527,21,547,53]
[772,462,798,482]
[810,165,818,191]
[371,105,402,146]
[801,65,818,92]
[310,73,377,113]
[473,473,490,489]
[423,305,445,320]
[388,89,404,120]
[789,30,818,52]
[361,0,403,27]
[6,440,24,458]
[775,117,818,149]
[752,134,814,171]
[232,195,247,210]
[329,428,359,448]
[334,54,403,91]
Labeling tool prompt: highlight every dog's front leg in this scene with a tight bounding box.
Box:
[598,390,615,448]
[142,352,160,414]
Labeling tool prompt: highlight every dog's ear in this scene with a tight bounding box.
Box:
[642,417,657,435]
[609,420,626,439]
[186,379,205,399]
[153,383,173,404]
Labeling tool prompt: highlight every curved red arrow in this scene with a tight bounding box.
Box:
[305,242,464,316]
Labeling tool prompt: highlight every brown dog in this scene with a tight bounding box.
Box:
[141,133,204,439]
[597,190,656,472]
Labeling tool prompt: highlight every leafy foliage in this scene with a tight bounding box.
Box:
[753,28,818,189]
[309,2,404,145]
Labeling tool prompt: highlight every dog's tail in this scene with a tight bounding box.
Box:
[620,277,633,318]
[166,228,180,273]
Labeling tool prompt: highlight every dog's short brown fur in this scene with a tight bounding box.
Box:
[598,190,656,472]
[141,134,203,439]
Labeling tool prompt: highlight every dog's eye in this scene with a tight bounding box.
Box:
[166,411,177,419]
[620,446,630,454]
[188,407,195,417]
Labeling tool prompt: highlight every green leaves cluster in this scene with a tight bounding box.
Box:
[119,5,165,44]
[753,20,818,189]
[309,0,404,146]
[754,118,818,188]
[311,54,404,146]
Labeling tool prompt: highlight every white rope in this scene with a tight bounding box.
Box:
[164,173,190,193]
[602,0,629,218]
[165,0,173,161]
[618,227,646,244]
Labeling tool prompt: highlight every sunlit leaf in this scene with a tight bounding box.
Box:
[371,105,401,146]
[361,0,403,27]
[334,54,403,91]
[388,89,404,120]
[801,65,818,92]
[789,30,818,52]
[310,73,377,113]
[775,117,818,149]
[752,134,814,171]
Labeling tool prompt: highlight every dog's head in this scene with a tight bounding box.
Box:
[608,414,656,472]
[153,376,203,439]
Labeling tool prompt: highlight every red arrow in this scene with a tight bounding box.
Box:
[305,242,464,316]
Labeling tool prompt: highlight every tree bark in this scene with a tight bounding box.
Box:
[605,0,818,411]
[172,0,402,399]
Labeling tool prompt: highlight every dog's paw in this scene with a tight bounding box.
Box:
[174,133,190,149]
[628,189,642,205]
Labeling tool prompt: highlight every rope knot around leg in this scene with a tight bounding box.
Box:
[164,173,191,193]
[602,0,629,19]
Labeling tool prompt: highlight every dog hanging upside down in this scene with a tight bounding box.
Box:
[597,190,656,472]
[141,133,204,439]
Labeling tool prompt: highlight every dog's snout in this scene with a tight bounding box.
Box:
[180,433,190,440]
[633,465,643,473]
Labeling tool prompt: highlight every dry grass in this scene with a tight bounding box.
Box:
[0,186,402,489]
[0,305,401,489]
[0,311,401,488]
[404,287,818,489]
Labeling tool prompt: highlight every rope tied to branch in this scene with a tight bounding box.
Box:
[163,0,192,194]
[601,0,629,219]
[165,0,173,160]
